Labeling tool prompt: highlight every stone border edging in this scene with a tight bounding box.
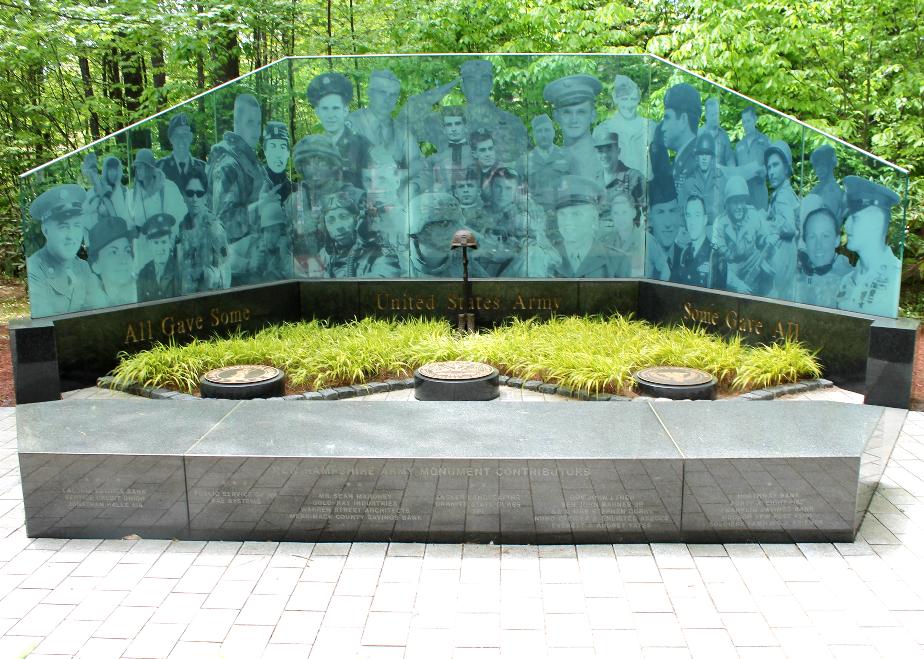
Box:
[96,374,833,402]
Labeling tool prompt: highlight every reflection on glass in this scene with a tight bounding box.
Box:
[20,54,909,319]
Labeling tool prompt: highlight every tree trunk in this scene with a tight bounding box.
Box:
[78,55,101,141]
[151,45,167,102]
[211,11,241,86]
[327,0,333,57]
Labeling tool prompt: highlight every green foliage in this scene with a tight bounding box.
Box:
[112,315,821,395]
[733,340,822,390]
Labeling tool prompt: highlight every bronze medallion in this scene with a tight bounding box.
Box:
[634,366,713,386]
[417,361,494,381]
[203,365,281,385]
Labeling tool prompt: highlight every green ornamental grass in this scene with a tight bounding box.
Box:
[111,315,821,396]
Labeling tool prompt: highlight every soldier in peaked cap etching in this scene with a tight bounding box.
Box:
[86,215,136,308]
[136,212,179,303]
[593,74,654,178]
[645,175,684,281]
[794,194,851,309]
[546,175,626,278]
[594,131,645,214]
[457,60,528,164]
[543,74,603,183]
[835,176,902,316]
[157,113,206,197]
[809,144,844,225]
[525,114,570,213]
[27,184,100,316]
[762,139,799,299]
[207,94,270,258]
[262,121,292,204]
[307,71,371,189]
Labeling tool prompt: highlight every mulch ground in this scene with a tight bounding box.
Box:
[0,324,11,407]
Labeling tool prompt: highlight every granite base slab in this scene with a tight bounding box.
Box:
[16,400,902,543]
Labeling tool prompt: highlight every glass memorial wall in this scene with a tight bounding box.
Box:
[19,54,909,319]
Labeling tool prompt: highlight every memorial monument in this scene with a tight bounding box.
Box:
[9,53,917,544]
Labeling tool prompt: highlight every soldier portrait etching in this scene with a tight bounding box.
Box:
[23,57,906,319]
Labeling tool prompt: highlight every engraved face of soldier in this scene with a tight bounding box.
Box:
[705,98,720,128]
[491,177,517,212]
[649,199,681,249]
[92,237,133,283]
[532,121,555,149]
[473,137,497,170]
[726,195,747,223]
[804,210,839,268]
[316,93,349,136]
[595,141,620,173]
[685,196,708,243]
[234,101,262,150]
[661,108,687,152]
[418,219,456,252]
[614,87,640,120]
[324,206,357,247]
[362,163,400,197]
[150,234,173,269]
[461,67,492,104]
[103,158,123,187]
[43,216,85,261]
[741,108,757,136]
[443,115,467,144]
[134,161,156,190]
[184,178,208,217]
[812,152,835,180]
[452,179,480,207]
[264,138,289,175]
[169,123,193,158]
[766,152,789,190]
[697,151,713,175]
[368,78,400,117]
[609,194,636,234]
[556,203,599,247]
[300,155,339,189]
[845,206,888,253]
[554,101,595,142]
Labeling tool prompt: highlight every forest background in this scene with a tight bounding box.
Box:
[1,0,922,309]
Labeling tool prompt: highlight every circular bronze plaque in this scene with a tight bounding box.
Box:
[417,361,494,381]
[634,366,714,387]
[203,365,282,385]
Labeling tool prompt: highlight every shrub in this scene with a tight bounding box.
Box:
[112,315,822,396]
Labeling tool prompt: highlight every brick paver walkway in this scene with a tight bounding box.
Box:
[1,387,922,658]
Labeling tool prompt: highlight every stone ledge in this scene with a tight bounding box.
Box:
[16,399,905,544]
[98,375,833,403]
